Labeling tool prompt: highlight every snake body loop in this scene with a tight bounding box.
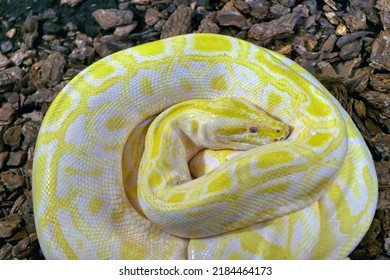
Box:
[32,34,378,259]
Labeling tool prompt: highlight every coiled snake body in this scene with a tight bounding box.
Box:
[32,34,378,259]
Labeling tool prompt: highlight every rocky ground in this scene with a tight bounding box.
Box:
[0,0,389,260]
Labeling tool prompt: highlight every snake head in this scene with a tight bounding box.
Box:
[203,98,290,151]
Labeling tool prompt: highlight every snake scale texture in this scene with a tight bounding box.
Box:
[32,33,378,260]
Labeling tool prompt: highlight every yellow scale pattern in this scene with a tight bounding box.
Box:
[32,34,377,259]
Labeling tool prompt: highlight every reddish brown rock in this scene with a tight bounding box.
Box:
[161,6,192,39]
[249,13,301,41]
[92,9,134,30]
[216,1,248,29]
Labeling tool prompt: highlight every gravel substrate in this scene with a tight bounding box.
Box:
[0,0,389,260]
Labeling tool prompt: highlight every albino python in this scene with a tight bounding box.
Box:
[32,33,378,259]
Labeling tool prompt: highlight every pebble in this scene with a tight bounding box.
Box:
[3,125,22,150]
[0,214,22,239]
[370,30,390,71]
[12,233,38,259]
[161,6,192,39]
[0,103,15,126]
[60,0,85,6]
[7,151,27,168]
[216,1,248,29]
[375,161,390,188]
[114,22,138,37]
[92,9,134,30]
[145,8,161,26]
[249,13,301,41]
[371,133,390,160]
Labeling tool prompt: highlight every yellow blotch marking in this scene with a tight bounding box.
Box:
[210,75,228,91]
[193,36,232,53]
[269,92,283,107]
[179,79,193,93]
[167,192,186,203]
[189,120,199,135]
[206,171,232,194]
[120,241,146,259]
[64,166,102,181]
[45,92,72,125]
[89,61,115,81]
[257,151,294,169]
[148,170,163,187]
[140,76,154,97]
[306,99,331,117]
[135,39,165,56]
[105,116,126,131]
[87,197,105,216]
[306,131,332,147]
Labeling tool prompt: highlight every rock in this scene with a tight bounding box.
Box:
[353,99,367,120]
[92,9,134,30]
[279,0,296,8]
[0,244,13,260]
[60,0,85,6]
[348,66,372,93]
[0,53,10,68]
[270,4,291,17]
[5,28,16,39]
[0,41,13,53]
[24,88,54,105]
[0,66,23,93]
[335,24,347,36]
[370,74,390,92]
[320,34,337,52]
[385,238,390,256]
[343,10,367,32]
[154,19,166,32]
[22,121,40,148]
[247,0,269,20]
[335,58,361,78]
[336,31,373,48]
[7,151,27,168]
[69,46,95,65]
[0,151,10,169]
[74,33,92,48]
[1,171,24,191]
[376,0,390,30]
[22,15,40,49]
[0,103,15,125]
[359,91,390,109]
[249,13,301,41]
[3,125,22,150]
[378,189,390,210]
[145,8,161,26]
[39,52,65,87]
[339,40,361,60]
[370,31,390,71]
[12,233,38,259]
[371,133,390,160]
[0,215,22,238]
[131,0,149,4]
[375,161,390,188]
[161,6,192,39]
[10,49,28,66]
[380,11,390,31]
[216,1,248,28]
[198,14,220,34]
[114,22,138,37]
[233,0,250,14]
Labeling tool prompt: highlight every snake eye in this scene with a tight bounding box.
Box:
[249,127,258,133]
[275,129,280,133]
